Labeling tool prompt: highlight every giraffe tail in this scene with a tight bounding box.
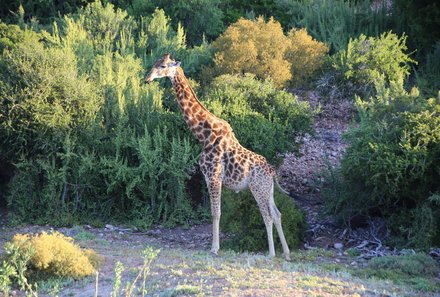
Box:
[274,175,289,195]
[269,183,282,224]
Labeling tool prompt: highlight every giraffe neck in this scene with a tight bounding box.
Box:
[171,68,219,143]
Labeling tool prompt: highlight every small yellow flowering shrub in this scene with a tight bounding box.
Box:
[210,18,329,87]
[12,231,102,278]
[286,28,329,86]
[211,17,292,87]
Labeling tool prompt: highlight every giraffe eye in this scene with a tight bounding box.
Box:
[160,65,166,68]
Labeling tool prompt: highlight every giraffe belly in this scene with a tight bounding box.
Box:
[223,176,250,193]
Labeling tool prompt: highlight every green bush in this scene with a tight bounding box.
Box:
[416,41,440,97]
[275,0,390,53]
[1,3,203,227]
[393,0,440,57]
[203,74,314,161]
[220,188,305,252]
[0,21,102,166]
[325,31,415,99]
[128,0,224,46]
[323,81,440,249]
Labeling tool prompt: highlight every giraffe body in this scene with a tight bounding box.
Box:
[146,54,291,260]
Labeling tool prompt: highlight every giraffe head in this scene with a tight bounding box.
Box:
[145,53,181,83]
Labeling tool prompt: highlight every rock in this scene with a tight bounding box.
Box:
[146,229,162,236]
[105,224,115,231]
[334,242,343,249]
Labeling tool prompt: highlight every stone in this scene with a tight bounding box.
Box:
[334,242,343,249]
[105,224,115,231]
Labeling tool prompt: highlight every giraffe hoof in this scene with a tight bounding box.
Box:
[211,248,219,256]
[284,254,291,261]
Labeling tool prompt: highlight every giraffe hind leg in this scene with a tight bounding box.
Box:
[269,183,291,260]
[250,179,291,260]
[249,178,277,258]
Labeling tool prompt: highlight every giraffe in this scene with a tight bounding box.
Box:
[145,54,291,260]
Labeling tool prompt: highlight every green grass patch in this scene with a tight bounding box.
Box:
[351,254,440,292]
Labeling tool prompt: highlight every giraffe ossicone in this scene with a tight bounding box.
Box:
[146,53,291,260]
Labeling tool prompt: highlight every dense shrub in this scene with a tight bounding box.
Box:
[204,74,314,161]
[321,31,415,100]
[323,81,440,249]
[0,22,25,52]
[416,41,440,97]
[210,17,328,87]
[0,0,90,22]
[5,232,101,279]
[275,0,390,53]
[393,0,440,56]
[128,0,224,46]
[0,21,102,165]
[220,188,305,252]
[211,17,291,87]
[286,28,329,86]
[0,4,201,227]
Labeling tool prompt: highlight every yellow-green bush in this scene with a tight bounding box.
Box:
[12,232,102,278]
[210,17,328,87]
[211,17,291,87]
[286,28,329,86]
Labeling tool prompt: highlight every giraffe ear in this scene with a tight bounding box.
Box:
[171,61,181,67]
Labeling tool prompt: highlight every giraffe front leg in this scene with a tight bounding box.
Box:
[263,216,276,257]
[208,179,222,255]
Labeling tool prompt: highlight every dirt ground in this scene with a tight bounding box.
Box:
[1,93,439,296]
[1,222,439,297]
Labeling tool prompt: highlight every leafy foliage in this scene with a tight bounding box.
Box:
[220,188,305,252]
[204,74,314,161]
[286,28,329,86]
[211,17,328,87]
[11,232,102,278]
[0,238,36,295]
[275,0,390,53]
[128,0,224,46]
[416,41,440,97]
[0,3,200,227]
[322,32,415,100]
[393,0,440,56]
[323,81,440,249]
[211,17,291,87]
